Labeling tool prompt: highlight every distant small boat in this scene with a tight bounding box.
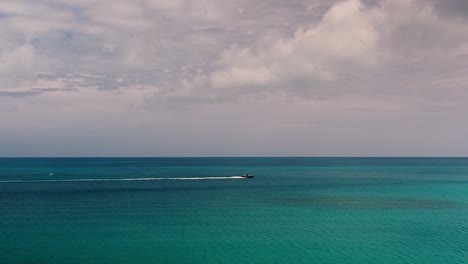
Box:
[242,173,254,178]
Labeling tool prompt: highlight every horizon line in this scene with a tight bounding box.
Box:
[1,156,468,158]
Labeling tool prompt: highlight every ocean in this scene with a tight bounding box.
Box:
[1,157,467,264]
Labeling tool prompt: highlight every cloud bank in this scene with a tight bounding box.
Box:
[1,0,468,156]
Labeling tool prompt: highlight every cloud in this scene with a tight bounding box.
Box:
[0,0,319,106]
[143,0,468,109]
[0,43,50,89]
[1,0,468,156]
[209,0,383,86]
[431,0,468,19]
[2,0,468,110]
[0,44,37,74]
[0,90,41,98]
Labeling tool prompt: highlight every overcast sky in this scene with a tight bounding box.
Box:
[1,0,468,157]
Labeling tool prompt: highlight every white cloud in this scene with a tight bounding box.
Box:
[0,43,50,88]
[2,0,468,155]
[0,44,36,73]
[2,0,467,106]
[211,0,383,86]
[145,0,386,105]
[146,0,468,108]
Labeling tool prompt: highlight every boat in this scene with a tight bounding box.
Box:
[242,173,254,178]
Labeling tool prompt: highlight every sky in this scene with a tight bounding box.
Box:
[1,0,468,157]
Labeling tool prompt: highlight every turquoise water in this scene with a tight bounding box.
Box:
[1,158,467,264]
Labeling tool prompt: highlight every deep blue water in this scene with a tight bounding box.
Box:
[1,158,467,263]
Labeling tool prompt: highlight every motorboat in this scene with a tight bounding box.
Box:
[241,173,254,178]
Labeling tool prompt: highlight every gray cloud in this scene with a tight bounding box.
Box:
[0,90,41,97]
[1,0,322,94]
[1,0,468,156]
[140,0,468,111]
[0,87,78,98]
[431,0,468,18]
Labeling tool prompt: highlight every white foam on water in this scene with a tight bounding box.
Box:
[0,176,247,183]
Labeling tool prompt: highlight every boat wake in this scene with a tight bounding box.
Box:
[0,176,247,183]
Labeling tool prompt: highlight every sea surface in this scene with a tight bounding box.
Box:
[1,157,467,264]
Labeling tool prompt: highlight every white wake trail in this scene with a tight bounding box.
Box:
[0,176,247,183]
